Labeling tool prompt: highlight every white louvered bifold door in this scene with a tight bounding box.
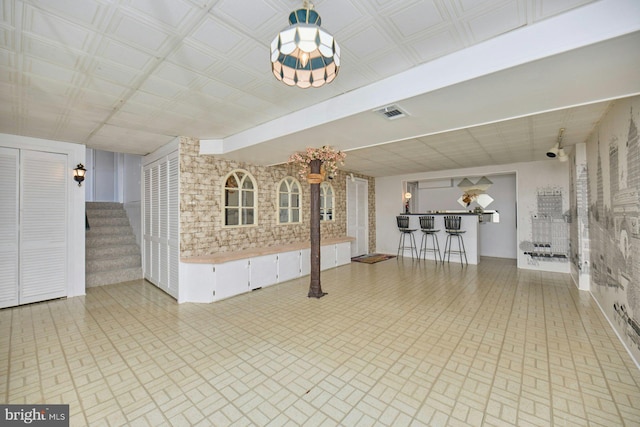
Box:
[158,160,168,290]
[0,148,19,308]
[20,150,68,304]
[151,162,160,284]
[143,165,153,282]
[167,152,179,299]
[142,152,179,300]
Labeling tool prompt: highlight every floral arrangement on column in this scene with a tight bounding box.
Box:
[287,145,346,299]
[287,145,346,182]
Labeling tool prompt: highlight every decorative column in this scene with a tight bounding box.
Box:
[307,159,327,298]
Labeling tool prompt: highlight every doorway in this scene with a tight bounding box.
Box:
[347,176,369,257]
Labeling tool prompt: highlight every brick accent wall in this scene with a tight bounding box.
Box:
[179,137,375,257]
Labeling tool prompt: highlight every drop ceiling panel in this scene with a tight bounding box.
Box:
[23,58,77,83]
[30,0,105,26]
[388,1,445,38]
[91,60,141,86]
[108,12,172,53]
[213,0,280,36]
[408,29,462,63]
[152,62,200,88]
[537,0,596,18]
[127,0,197,29]
[23,37,82,68]
[128,91,172,109]
[344,26,395,60]
[82,77,129,99]
[97,39,155,70]
[168,43,219,72]
[465,1,524,43]
[139,76,185,100]
[315,0,367,35]
[211,64,258,88]
[190,17,243,54]
[26,6,94,50]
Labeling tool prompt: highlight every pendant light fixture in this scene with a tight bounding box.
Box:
[270,1,340,88]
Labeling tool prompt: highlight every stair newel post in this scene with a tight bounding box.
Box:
[308,158,326,298]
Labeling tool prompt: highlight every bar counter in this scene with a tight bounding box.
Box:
[399,212,481,264]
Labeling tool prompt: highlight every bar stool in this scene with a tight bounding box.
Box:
[418,216,442,263]
[443,216,468,265]
[396,216,418,258]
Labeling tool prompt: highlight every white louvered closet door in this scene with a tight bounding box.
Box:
[0,147,19,308]
[151,161,160,284]
[167,152,179,299]
[158,160,168,290]
[143,165,153,283]
[20,150,68,305]
[142,151,179,300]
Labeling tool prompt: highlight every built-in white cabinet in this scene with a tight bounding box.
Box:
[250,254,278,290]
[278,251,302,283]
[300,248,311,276]
[179,241,352,303]
[214,259,249,299]
[321,245,335,271]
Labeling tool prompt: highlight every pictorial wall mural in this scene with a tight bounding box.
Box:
[520,186,570,265]
[569,143,590,290]
[514,160,570,273]
[586,97,640,363]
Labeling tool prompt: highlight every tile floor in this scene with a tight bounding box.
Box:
[1,257,639,426]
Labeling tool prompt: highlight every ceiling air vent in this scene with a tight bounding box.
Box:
[375,104,408,120]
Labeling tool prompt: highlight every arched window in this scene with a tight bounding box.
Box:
[277,177,301,224]
[224,169,256,226]
[320,182,334,221]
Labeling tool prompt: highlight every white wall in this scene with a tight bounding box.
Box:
[479,174,517,259]
[0,133,86,298]
[376,160,570,272]
[124,154,142,247]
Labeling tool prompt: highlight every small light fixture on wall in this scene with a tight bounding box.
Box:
[73,163,86,187]
[404,192,412,213]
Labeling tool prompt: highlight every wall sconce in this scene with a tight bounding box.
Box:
[404,192,412,213]
[73,163,86,187]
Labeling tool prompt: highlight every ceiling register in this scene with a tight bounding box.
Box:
[270,1,340,88]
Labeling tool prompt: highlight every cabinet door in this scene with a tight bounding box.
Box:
[336,242,352,266]
[0,147,19,308]
[213,259,249,300]
[320,244,336,271]
[300,249,310,276]
[249,254,277,289]
[278,251,301,283]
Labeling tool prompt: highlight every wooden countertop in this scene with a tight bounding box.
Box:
[181,236,355,264]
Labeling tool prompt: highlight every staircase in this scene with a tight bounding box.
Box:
[85,202,142,287]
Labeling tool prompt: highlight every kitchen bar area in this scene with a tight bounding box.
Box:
[399,211,499,264]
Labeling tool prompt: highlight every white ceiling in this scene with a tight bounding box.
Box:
[1,0,639,176]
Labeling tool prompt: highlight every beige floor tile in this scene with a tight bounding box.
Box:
[1,258,639,426]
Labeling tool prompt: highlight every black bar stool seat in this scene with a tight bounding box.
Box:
[443,215,468,265]
[396,215,418,258]
[418,216,442,263]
